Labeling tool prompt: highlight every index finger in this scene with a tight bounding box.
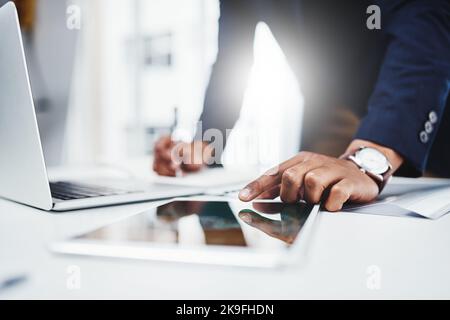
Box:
[238,153,307,201]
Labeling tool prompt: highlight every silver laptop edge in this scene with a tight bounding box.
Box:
[0,2,53,210]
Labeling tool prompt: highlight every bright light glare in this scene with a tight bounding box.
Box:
[223,22,303,171]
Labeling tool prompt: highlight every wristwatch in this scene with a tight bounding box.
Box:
[346,146,393,193]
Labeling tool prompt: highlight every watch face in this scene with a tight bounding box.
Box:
[355,148,390,175]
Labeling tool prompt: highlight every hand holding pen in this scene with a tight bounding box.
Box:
[152,137,210,177]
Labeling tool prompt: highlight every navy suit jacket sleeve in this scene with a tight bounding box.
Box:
[355,0,450,175]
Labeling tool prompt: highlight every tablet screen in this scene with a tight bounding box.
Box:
[76,200,314,250]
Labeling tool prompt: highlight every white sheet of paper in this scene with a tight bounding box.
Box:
[343,177,450,219]
[154,167,260,189]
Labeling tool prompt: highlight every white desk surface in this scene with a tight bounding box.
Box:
[1,168,450,299]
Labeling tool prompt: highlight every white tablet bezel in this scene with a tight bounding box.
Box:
[50,197,320,269]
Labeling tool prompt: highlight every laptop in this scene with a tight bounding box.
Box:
[0,2,202,211]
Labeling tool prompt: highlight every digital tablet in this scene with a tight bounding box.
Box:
[51,198,319,268]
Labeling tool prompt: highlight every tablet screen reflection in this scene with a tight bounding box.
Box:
[80,201,312,248]
[157,201,311,245]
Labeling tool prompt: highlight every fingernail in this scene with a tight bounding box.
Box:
[239,212,252,223]
[239,188,252,200]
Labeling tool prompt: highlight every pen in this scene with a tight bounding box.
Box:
[171,107,182,177]
[0,274,27,293]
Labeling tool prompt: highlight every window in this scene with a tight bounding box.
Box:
[65,0,302,171]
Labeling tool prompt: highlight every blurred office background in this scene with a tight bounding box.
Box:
[9,0,303,171]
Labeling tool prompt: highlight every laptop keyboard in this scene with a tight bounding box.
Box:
[50,181,134,201]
